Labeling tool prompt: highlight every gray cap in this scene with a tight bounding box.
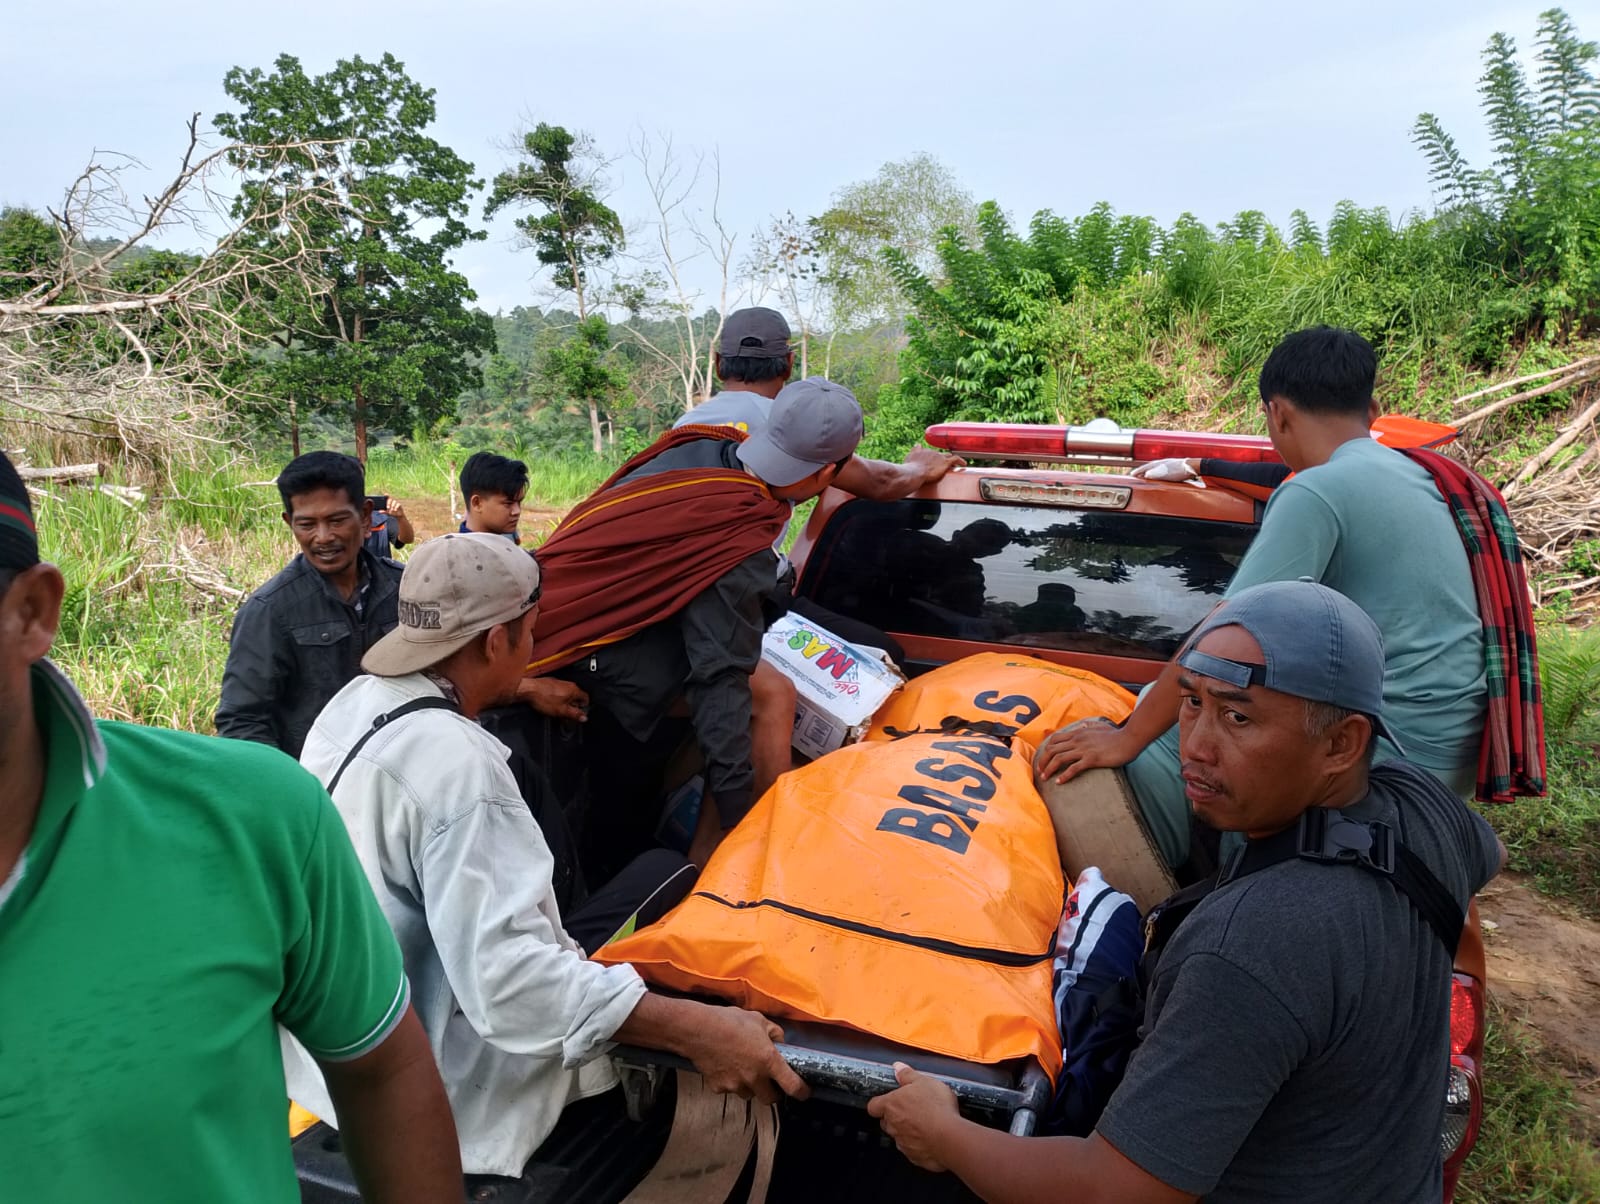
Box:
[737,376,864,487]
[717,307,791,358]
[1179,579,1401,751]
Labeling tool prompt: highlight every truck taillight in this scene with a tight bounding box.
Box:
[1450,975,1481,1057]
[1442,973,1485,1199]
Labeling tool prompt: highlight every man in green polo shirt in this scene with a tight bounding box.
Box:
[0,451,461,1202]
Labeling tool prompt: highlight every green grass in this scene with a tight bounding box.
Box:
[365,440,614,513]
[34,457,285,731]
[1482,740,1600,921]
[1457,1002,1600,1203]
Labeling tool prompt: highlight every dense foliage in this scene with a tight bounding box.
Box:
[866,9,1600,457]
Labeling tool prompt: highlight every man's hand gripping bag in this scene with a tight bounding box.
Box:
[596,728,1067,1078]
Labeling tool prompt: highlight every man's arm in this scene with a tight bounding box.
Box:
[420,790,804,1101]
[419,793,648,1064]
[319,1007,462,1202]
[834,448,964,501]
[1035,662,1182,783]
[278,782,458,1199]
[214,596,286,746]
[387,504,415,547]
[868,1065,1193,1204]
[678,552,773,830]
[614,993,808,1105]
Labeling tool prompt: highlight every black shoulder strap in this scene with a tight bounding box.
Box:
[325,696,458,795]
[1222,809,1463,959]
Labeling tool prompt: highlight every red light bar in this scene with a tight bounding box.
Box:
[924,416,1457,466]
[925,422,1280,466]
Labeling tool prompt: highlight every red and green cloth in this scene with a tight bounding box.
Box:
[1400,448,1547,802]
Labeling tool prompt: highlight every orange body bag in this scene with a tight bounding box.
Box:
[597,729,1068,1078]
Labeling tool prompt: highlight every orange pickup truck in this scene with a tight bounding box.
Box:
[293,420,1488,1203]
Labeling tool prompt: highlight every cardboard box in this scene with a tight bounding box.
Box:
[761,613,905,760]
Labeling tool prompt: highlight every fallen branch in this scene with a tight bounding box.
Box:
[1455,365,1600,427]
[16,462,100,481]
[92,484,141,509]
[1544,575,1600,596]
[1503,396,1600,499]
[1448,355,1600,409]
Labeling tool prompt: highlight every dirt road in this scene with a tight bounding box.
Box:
[1477,873,1600,1128]
[399,497,566,546]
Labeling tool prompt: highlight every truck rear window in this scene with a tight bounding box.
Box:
[799,498,1257,661]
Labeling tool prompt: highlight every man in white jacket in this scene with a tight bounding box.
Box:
[285,532,806,1179]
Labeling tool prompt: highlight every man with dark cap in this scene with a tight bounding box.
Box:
[0,452,462,1202]
[869,580,1504,1204]
[533,377,867,867]
[680,305,964,510]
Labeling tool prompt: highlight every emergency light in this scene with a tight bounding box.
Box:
[924,423,1281,466]
[924,416,1457,467]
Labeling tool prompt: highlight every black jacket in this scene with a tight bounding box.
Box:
[214,549,402,759]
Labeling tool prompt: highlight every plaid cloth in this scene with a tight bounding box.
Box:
[1401,448,1547,801]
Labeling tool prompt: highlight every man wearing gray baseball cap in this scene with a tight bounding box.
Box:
[870,580,1504,1204]
[531,377,867,868]
[287,532,806,1180]
[678,307,964,647]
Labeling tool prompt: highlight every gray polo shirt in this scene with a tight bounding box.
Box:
[1096,761,1501,1202]
[677,389,795,570]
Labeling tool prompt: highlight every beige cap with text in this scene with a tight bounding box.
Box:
[363,532,541,677]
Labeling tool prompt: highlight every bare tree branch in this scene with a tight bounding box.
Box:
[0,120,352,474]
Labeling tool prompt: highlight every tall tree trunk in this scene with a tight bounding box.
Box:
[354,237,369,464]
[290,396,301,457]
[799,329,809,378]
[355,379,368,465]
[574,275,603,456]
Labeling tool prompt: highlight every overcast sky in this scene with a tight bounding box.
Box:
[4,0,1591,314]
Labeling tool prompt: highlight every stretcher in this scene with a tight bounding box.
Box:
[613,1017,1053,1137]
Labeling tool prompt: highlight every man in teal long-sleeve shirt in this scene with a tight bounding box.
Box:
[1036,327,1486,869]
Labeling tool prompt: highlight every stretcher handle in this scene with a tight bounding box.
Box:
[610,1043,1048,1133]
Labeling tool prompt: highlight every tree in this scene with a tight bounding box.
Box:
[1411,8,1600,336]
[0,208,61,300]
[613,132,741,415]
[540,314,628,447]
[215,52,494,462]
[485,123,623,454]
[810,153,978,329]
